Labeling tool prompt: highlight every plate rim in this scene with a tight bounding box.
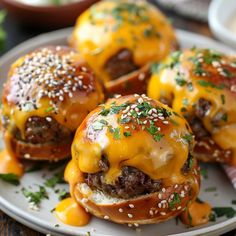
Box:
[0,27,235,236]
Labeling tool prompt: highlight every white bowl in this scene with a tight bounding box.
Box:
[209,0,236,49]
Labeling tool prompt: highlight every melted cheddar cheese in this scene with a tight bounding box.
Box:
[68,94,195,187]
[148,48,236,166]
[55,197,90,226]
[0,132,24,176]
[180,199,212,226]
[70,0,178,82]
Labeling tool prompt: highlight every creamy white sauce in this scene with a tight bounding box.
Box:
[14,0,81,6]
[227,13,236,34]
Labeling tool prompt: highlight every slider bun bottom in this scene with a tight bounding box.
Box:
[73,181,197,225]
[8,135,71,161]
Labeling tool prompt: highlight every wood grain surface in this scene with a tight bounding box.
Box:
[0,2,234,236]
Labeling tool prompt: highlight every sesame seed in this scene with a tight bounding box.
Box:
[134,223,139,227]
[138,98,143,104]
[129,204,134,208]
[128,214,133,218]
[138,73,145,81]
[162,188,166,193]
[24,153,31,159]
[46,117,52,122]
[149,210,154,215]
[177,206,182,210]
[104,215,109,220]
[119,208,123,213]
[160,212,166,216]
[81,198,88,203]
[128,223,133,227]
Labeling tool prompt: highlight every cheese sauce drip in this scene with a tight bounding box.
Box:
[148,48,236,166]
[180,199,212,226]
[55,197,90,226]
[71,94,194,186]
[2,46,104,146]
[70,0,178,82]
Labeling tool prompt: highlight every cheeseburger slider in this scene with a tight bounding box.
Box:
[70,0,178,95]
[1,46,104,161]
[148,48,236,166]
[65,94,200,225]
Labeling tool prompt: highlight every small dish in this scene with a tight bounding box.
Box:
[209,0,236,49]
[0,0,99,29]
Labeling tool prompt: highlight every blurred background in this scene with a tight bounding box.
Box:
[0,0,233,56]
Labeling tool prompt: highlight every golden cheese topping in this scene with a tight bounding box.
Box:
[180,199,212,226]
[70,0,178,82]
[0,132,23,176]
[2,46,104,139]
[55,197,90,226]
[148,48,236,166]
[70,94,194,186]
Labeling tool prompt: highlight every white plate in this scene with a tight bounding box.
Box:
[0,28,235,236]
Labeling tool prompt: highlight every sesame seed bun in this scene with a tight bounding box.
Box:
[148,48,236,166]
[1,46,104,161]
[67,94,200,224]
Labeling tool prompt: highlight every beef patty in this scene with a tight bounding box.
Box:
[105,49,139,80]
[84,155,193,199]
[3,116,73,145]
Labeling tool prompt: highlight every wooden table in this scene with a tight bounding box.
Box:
[0,2,234,236]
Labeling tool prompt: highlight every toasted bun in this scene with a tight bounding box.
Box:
[70,0,178,93]
[66,94,200,224]
[73,172,200,225]
[148,48,236,166]
[2,46,104,161]
[105,64,151,96]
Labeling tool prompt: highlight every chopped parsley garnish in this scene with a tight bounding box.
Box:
[187,82,194,92]
[151,62,163,74]
[45,106,55,113]
[169,193,181,209]
[200,168,208,179]
[120,117,131,124]
[221,113,228,122]
[92,120,108,131]
[205,186,217,192]
[154,133,164,142]
[197,80,225,90]
[0,173,20,186]
[182,98,189,106]
[169,51,181,69]
[175,76,187,86]
[188,154,194,169]
[44,171,65,188]
[182,134,193,144]
[212,207,236,219]
[0,10,7,51]
[110,127,121,140]
[220,94,225,104]
[123,131,131,137]
[203,50,222,65]
[57,189,70,201]
[22,186,48,206]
